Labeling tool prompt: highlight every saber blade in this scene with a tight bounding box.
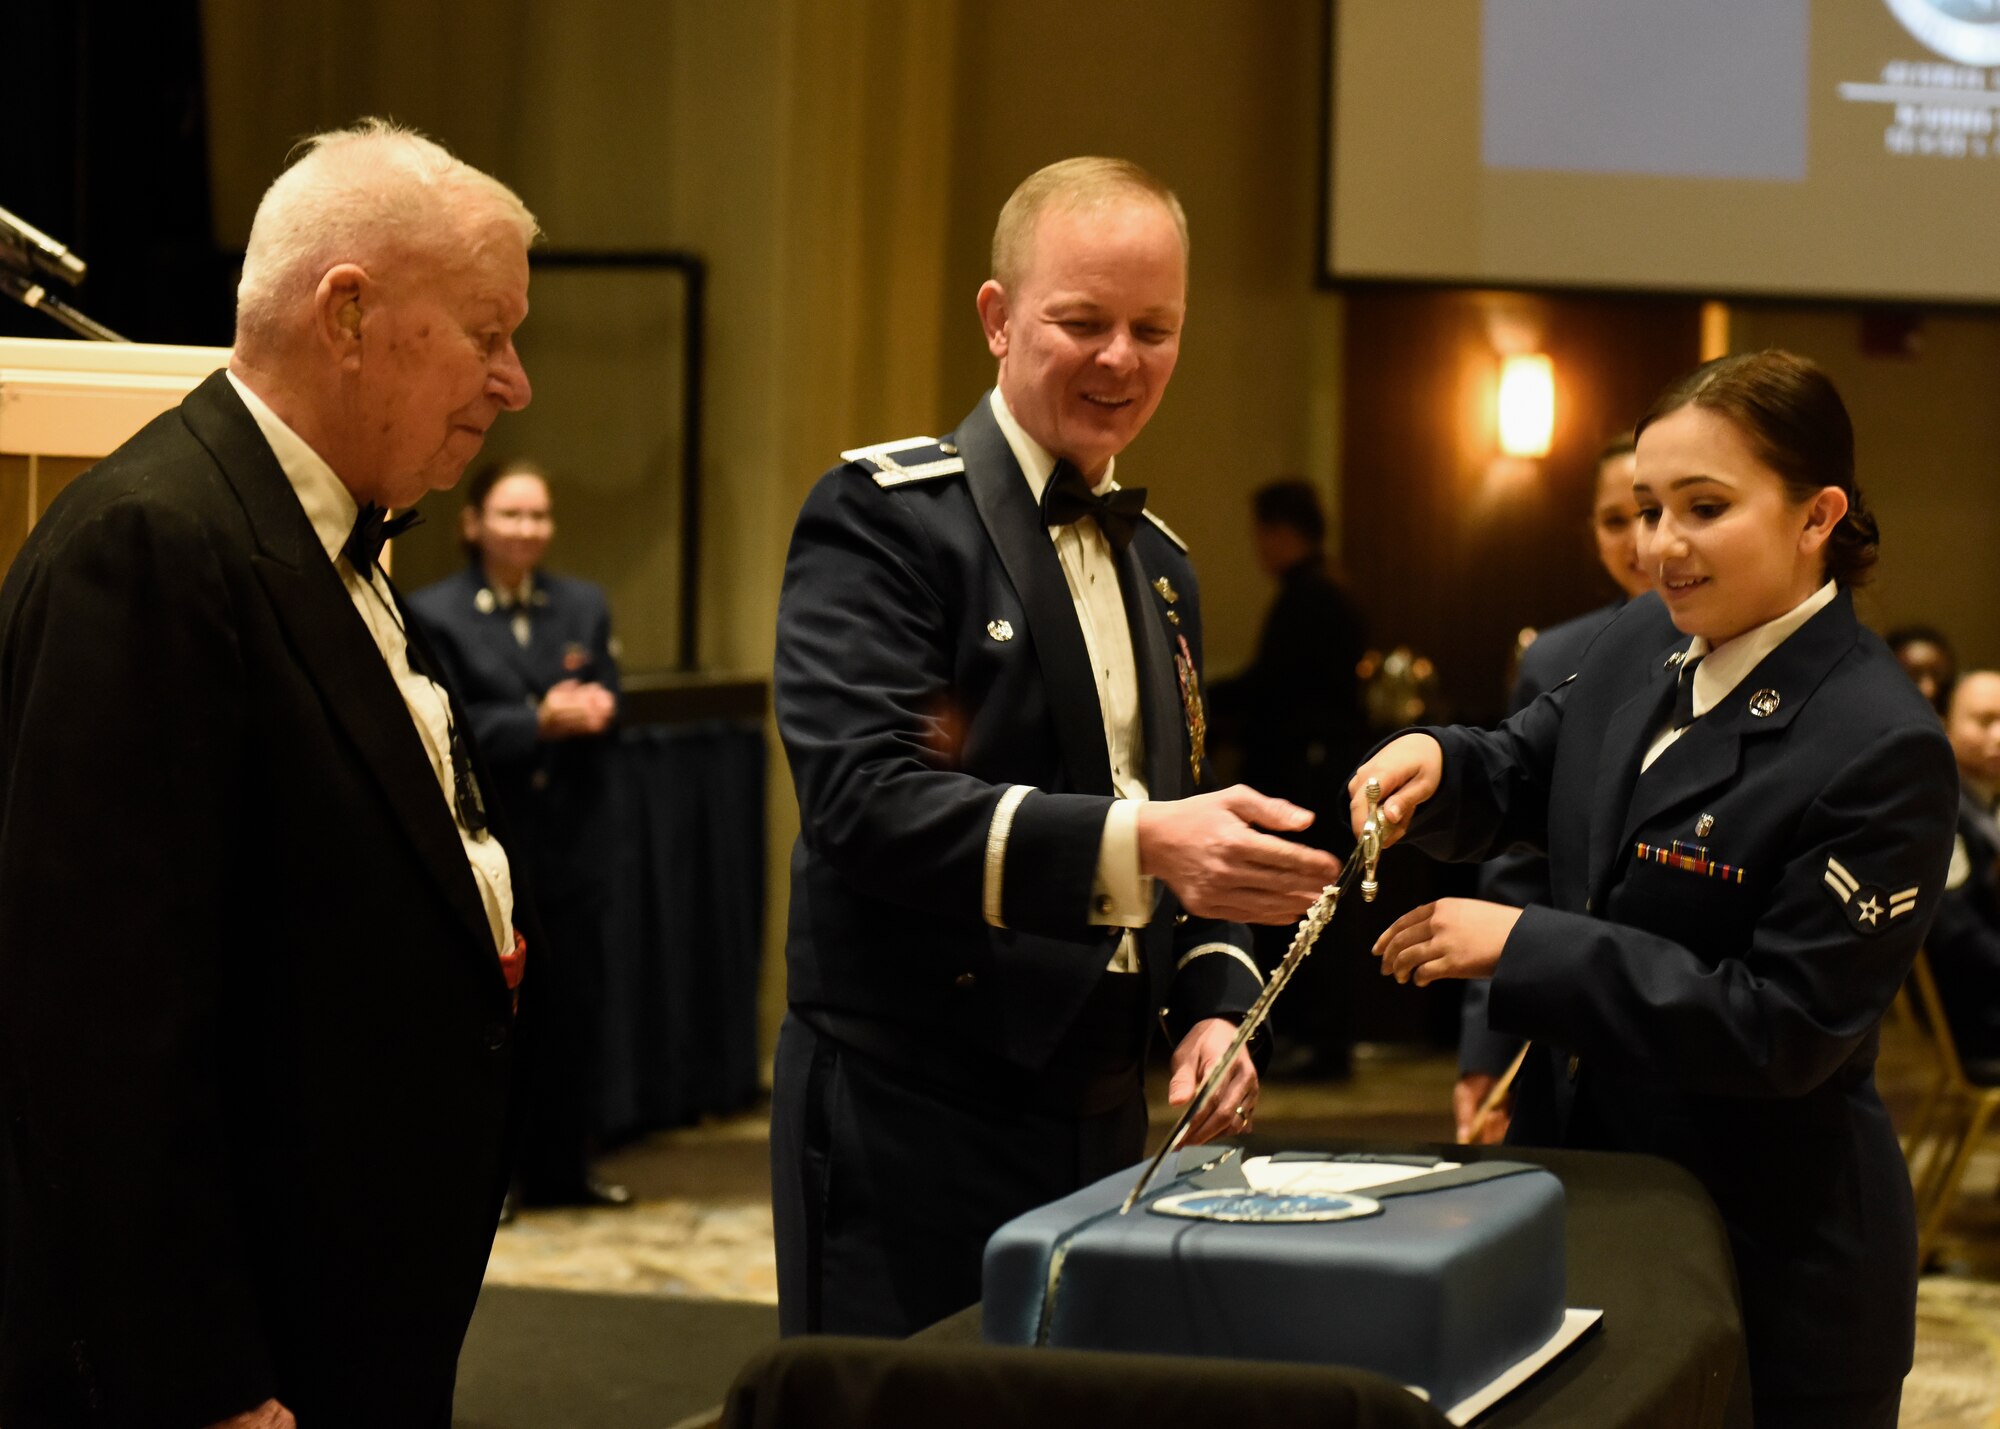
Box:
[1119,780,1384,1214]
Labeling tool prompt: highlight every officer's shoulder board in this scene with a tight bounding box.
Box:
[1143,509,1188,552]
[841,435,965,488]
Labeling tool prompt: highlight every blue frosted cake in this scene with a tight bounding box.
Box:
[983,1153,1570,1412]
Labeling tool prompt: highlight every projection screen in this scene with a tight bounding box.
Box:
[1326,0,2000,304]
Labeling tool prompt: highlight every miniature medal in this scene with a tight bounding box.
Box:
[1174,633,1207,786]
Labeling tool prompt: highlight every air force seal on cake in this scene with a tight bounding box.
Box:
[1823,854,1920,935]
[1884,0,2000,65]
[1150,1189,1383,1223]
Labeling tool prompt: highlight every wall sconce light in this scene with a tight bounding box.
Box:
[1496,353,1555,459]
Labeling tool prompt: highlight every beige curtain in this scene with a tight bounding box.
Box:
[203,0,964,1055]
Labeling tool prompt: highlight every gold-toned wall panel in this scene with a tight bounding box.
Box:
[32,457,92,522]
[0,456,31,577]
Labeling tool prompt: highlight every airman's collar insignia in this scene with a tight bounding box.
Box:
[1748,688,1781,718]
[1823,855,1919,935]
[987,619,1014,642]
[1153,576,1179,604]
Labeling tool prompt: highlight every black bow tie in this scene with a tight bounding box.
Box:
[1040,460,1148,556]
[344,503,424,573]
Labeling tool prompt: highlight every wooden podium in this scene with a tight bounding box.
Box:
[0,335,231,575]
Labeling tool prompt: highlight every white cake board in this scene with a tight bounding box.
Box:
[1405,1307,1603,1425]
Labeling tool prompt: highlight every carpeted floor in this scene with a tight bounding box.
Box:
[456,1287,776,1429]
[454,1035,2000,1428]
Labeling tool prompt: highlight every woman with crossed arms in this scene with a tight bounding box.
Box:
[1352,350,1955,1428]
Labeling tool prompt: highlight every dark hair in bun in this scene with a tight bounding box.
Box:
[1635,350,1878,588]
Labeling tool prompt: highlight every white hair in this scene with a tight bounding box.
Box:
[235,117,539,349]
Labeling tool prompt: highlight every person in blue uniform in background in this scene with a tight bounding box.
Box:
[409,458,629,1211]
[1888,623,1958,717]
[1928,669,2000,1061]
[1455,432,1654,1141]
[1208,479,1369,1081]
[1353,350,1957,1427]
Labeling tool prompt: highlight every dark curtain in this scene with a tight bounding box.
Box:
[0,1,235,345]
[598,721,765,1137]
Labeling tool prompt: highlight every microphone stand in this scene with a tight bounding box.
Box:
[0,271,129,342]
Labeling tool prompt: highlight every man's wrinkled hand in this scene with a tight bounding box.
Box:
[1168,1016,1259,1146]
[1136,785,1342,923]
[204,1399,295,1429]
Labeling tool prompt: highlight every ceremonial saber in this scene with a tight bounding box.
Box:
[1120,778,1387,1214]
[1467,1041,1529,1143]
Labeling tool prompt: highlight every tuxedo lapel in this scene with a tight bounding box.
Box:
[178,374,506,982]
[954,400,1114,794]
[1117,541,1185,799]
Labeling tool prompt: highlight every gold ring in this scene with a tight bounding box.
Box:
[1234,1104,1250,1121]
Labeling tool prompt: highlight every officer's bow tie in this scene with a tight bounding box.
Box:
[344,503,423,573]
[1040,460,1147,556]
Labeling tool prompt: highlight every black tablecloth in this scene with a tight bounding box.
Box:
[721,1140,1751,1429]
[595,720,765,1137]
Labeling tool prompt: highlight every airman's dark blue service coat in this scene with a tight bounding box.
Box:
[772,394,1259,1335]
[1404,590,1956,1400]
[1460,601,1623,1077]
[405,565,620,889]
[407,564,620,1193]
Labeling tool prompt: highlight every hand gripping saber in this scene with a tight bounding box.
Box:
[1120,778,1386,1214]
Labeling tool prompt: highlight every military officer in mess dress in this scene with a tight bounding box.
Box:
[772,157,1344,1338]
[1356,351,1958,1428]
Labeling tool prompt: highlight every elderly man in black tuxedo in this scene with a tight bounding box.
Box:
[772,157,1344,1339]
[0,120,535,1428]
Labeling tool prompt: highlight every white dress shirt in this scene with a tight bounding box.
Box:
[1642,580,1838,774]
[227,371,517,958]
[989,391,1153,970]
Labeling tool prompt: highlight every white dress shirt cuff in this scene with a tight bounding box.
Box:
[1090,799,1154,927]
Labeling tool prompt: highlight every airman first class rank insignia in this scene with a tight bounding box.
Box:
[1823,854,1919,935]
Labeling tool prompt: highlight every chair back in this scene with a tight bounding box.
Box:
[1909,949,1974,1092]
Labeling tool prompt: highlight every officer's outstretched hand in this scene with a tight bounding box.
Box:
[1136,786,1342,924]
[1347,733,1444,848]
